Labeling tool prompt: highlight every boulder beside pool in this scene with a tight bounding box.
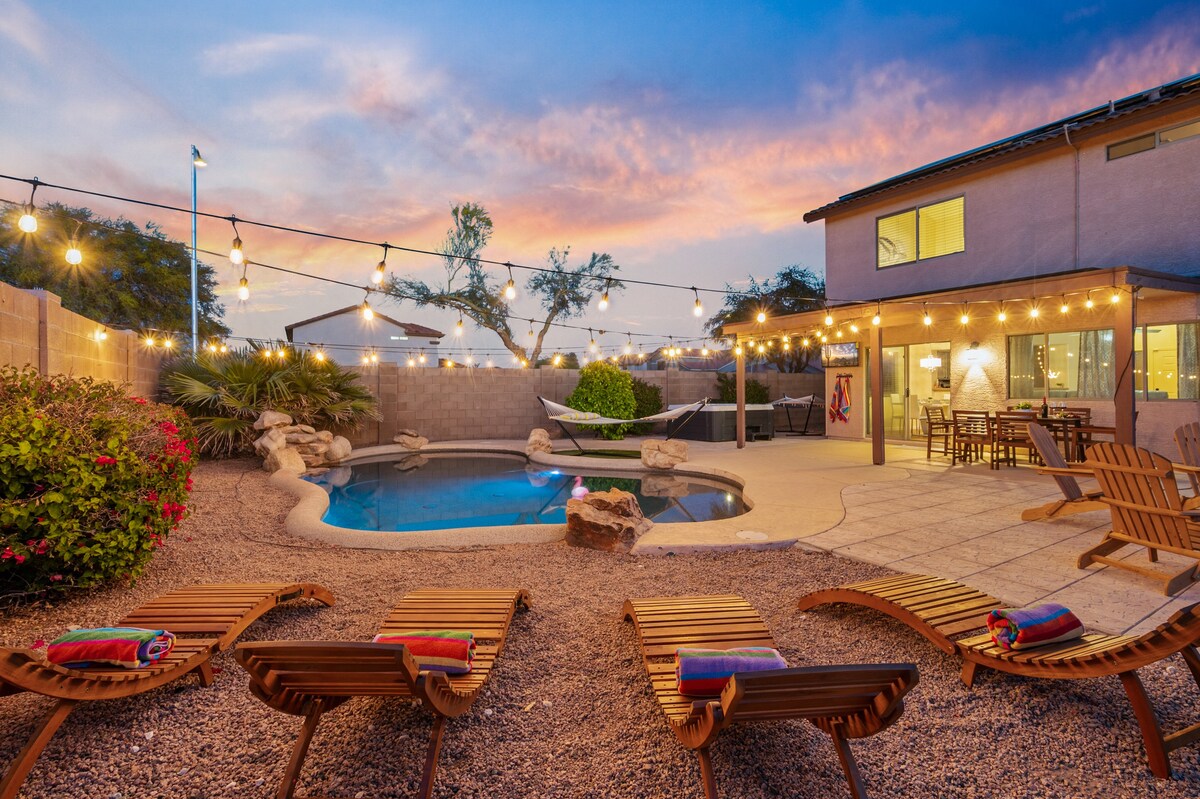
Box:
[566,489,653,553]
[641,439,688,470]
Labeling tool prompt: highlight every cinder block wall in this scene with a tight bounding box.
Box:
[347,365,825,445]
[0,282,165,397]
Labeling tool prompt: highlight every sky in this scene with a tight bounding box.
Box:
[1,0,1198,358]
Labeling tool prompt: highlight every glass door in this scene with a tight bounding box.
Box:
[909,342,952,438]
[882,346,907,439]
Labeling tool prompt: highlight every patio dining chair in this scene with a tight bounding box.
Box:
[990,411,1037,469]
[951,410,991,464]
[924,405,952,458]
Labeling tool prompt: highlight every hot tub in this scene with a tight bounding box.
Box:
[666,403,776,442]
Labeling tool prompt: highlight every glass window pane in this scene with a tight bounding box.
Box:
[1046,332,1081,397]
[1008,334,1040,398]
[1180,323,1200,399]
[1160,119,1200,144]
[1144,323,1179,399]
[1107,134,1155,160]
[918,197,965,259]
[877,210,916,267]
[1076,329,1115,398]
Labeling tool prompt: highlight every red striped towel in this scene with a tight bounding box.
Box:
[46,627,176,669]
[987,604,1084,650]
[372,630,476,674]
[675,647,788,696]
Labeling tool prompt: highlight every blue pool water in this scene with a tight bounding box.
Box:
[304,453,747,532]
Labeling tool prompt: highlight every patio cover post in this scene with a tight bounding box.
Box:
[870,320,885,465]
[1113,290,1137,445]
[736,345,746,449]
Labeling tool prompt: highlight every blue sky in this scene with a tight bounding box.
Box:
[1,1,1197,355]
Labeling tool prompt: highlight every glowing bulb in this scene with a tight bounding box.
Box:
[553,354,562,366]
[163,339,174,349]
[598,291,609,311]
[361,354,369,364]
[313,350,326,362]
[65,244,82,265]
[693,298,703,317]
[505,279,516,300]
[836,329,844,338]
[872,313,881,326]
[589,339,597,353]
[757,344,765,354]
[624,342,632,355]
[486,359,493,368]
[923,314,932,326]
[849,324,859,334]
[820,334,828,342]
[1060,302,1069,314]
[998,310,1007,322]
[18,210,37,233]
[145,336,156,347]
[801,338,810,347]
[824,314,833,326]
[362,302,374,321]
[783,341,791,351]
[701,347,709,356]
[371,261,386,285]
[960,314,970,325]
[237,277,249,301]
[734,345,743,356]
[1111,291,1120,304]
[756,311,766,324]
[637,352,645,360]
[276,349,286,359]
[455,318,464,336]
[521,359,528,368]
[1085,297,1094,309]
[219,344,228,353]
[1029,306,1040,318]
[466,356,473,365]
[407,357,416,367]
[230,237,244,265]
[207,343,217,352]
[418,353,427,364]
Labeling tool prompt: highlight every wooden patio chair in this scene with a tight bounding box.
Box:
[1019,422,1107,521]
[0,582,334,799]
[1176,421,1200,498]
[623,594,917,799]
[924,404,952,457]
[236,588,530,799]
[1078,443,1200,595]
[951,410,991,464]
[798,573,1200,779]
[990,410,1037,469]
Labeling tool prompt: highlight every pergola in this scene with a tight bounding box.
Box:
[724,266,1200,464]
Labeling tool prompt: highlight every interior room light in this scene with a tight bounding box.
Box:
[919,355,942,370]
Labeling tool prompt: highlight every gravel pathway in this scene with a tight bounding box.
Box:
[1,459,1197,798]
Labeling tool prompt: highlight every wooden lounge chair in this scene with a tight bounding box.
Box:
[623,594,917,799]
[0,582,334,799]
[798,573,1200,778]
[1078,442,1200,595]
[1176,421,1200,498]
[236,588,530,799]
[1020,422,1106,521]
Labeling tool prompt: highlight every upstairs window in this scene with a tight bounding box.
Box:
[876,196,964,268]
[1107,117,1200,160]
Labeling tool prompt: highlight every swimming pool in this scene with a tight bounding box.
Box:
[304,453,747,532]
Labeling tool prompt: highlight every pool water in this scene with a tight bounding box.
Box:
[305,453,747,532]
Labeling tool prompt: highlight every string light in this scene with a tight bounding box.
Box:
[801,337,810,347]
[504,264,517,301]
[455,316,464,336]
[598,278,611,311]
[1085,293,1095,309]
[849,323,859,334]
[313,349,326,362]
[624,334,633,355]
[361,298,374,321]
[824,311,834,326]
[229,218,244,265]
[163,338,174,349]
[692,288,703,317]
[17,182,37,233]
[960,309,970,325]
[372,244,388,285]
[418,352,427,364]
[922,304,932,326]
[552,354,562,366]
[407,356,416,367]
[1060,296,1069,314]
[756,311,767,324]
[701,346,709,356]
[757,343,765,354]
[1029,305,1040,319]
[997,303,1007,323]
[64,220,83,265]
[237,272,250,301]
[872,302,881,326]
[588,329,597,353]
[836,329,844,338]
[1110,288,1120,303]
[486,358,494,368]
[734,344,743,357]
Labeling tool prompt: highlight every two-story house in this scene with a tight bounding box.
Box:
[727,73,1200,461]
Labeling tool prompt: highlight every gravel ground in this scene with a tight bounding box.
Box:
[2,458,1198,799]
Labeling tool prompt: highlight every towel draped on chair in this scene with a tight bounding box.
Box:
[987,604,1084,650]
[675,646,788,696]
[372,630,476,674]
[46,627,176,669]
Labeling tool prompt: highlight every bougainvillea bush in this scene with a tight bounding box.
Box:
[0,367,195,598]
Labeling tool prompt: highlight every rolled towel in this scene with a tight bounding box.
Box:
[675,647,788,697]
[987,604,1084,650]
[47,627,176,669]
[372,630,476,674]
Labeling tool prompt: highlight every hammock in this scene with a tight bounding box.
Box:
[537,397,708,452]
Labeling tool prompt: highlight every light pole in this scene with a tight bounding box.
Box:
[190,145,207,354]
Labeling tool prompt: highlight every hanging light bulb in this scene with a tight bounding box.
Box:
[757,343,766,354]
[370,352,378,363]
[163,338,174,349]
[960,311,970,325]
[207,342,217,353]
[407,356,416,367]
[872,303,881,326]
[820,334,828,342]
[361,299,374,321]
[553,354,562,366]
[65,243,82,265]
[588,329,597,353]
[1085,294,1095,309]
[997,303,1007,322]
[756,311,767,324]
[701,346,710,356]
[1060,297,1069,314]
[144,335,156,348]
[849,323,859,334]
[734,345,744,357]
[692,288,703,317]
[836,329,844,338]
[801,337,810,347]
[624,335,633,355]
[1110,288,1120,304]
[219,344,228,353]
[824,311,834,326]
[418,352,427,364]
[229,218,244,265]
[783,340,791,351]
[361,354,370,365]
[313,350,326,362]
[504,264,517,301]
[17,182,38,233]
[598,278,611,311]
[486,358,494,368]
[372,251,387,285]
[527,323,535,339]
[1029,304,1040,319]
[455,316,464,336]
[237,275,250,301]
[922,304,932,326]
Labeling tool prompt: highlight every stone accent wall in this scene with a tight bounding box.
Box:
[0,281,165,397]
[347,365,825,446]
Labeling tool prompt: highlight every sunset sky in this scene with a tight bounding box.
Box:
[1,1,1197,356]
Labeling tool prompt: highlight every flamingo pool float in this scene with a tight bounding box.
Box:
[571,476,589,499]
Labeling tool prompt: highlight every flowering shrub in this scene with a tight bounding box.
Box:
[0,367,195,598]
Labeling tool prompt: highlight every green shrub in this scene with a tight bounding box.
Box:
[564,361,637,440]
[715,373,770,404]
[160,343,380,457]
[0,368,195,598]
[628,377,664,435]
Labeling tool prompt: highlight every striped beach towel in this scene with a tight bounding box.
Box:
[675,647,788,696]
[373,630,476,674]
[46,627,176,669]
[987,604,1084,650]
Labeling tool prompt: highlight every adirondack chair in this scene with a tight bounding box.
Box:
[1078,442,1200,595]
[623,594,917,799]
[1176,422,1200,498]
[0,582,334,799]
[798,573,1200,779]
[1020,422,1107,521]
[236,588,529,799]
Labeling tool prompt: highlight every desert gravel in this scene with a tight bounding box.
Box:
[1,458,1197,798]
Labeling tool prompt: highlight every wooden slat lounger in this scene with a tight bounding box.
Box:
[0,581,334,799]
[798,573,1200,778]
[623,595,918,799]
[236,588,530,799]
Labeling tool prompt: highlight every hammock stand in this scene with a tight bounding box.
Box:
[537,397,709,454]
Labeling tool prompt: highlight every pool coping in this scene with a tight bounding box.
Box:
[271,441,772,552]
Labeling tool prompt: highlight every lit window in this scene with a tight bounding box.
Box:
[1008,330,1114,399]
[1133,322,1199,400]
[877,196,964,268]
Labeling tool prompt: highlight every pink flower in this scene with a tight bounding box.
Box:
[95,455,118,466]
[49,574,63,582]
[13,554,24,564]
[131,397,148,405]
[1,548,12,560]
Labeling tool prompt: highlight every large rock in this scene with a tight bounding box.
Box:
[254,410,293,431]
[285,432,320,445]
[264,446,306,474]
[316,430,334,443]
[252,427,287,456]
[641,439,689,470]
[566,489,653,553]
[394,431,428,450]
[326,436,353,463]
[526,428,553,456]
[295,441,330,456]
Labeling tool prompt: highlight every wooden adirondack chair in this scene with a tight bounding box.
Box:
[1078,443,1200,595]
[1020,422,1107,521]
[798,573,1200,779]
[236,588,529,799]
[1176,422,1200,498]
[623,594,917,799]
[0,582,334,799]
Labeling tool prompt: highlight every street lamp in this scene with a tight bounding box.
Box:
[190,145,207,354]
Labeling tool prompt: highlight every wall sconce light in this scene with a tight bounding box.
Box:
[964,341,982,364]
